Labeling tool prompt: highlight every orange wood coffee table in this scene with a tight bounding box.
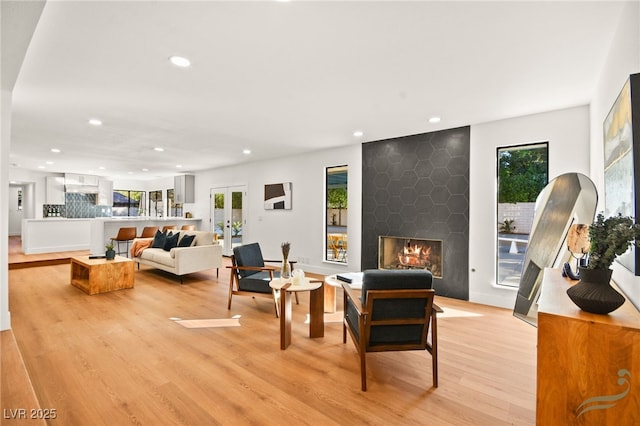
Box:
[70,255,134,295]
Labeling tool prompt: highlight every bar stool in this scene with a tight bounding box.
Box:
[180,224,195,231]
[162,225,177,232]
[110,227,137,257]
[139,226,159,238]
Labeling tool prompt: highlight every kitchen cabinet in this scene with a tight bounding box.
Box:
[65,173,99,186]
[45,176,65,204]
[97,179,113,206]
[174,174,195,204]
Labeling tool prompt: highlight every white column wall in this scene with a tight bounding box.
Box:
[469,106,591,308]
[1,89,11,330]
[590,1,640,310]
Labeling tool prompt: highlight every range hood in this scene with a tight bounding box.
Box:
[65,173,100,193]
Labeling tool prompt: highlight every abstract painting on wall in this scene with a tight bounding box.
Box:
[264,182,292,210]
[603,73,640,275]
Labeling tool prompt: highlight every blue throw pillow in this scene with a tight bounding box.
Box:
[151,230,166,248]
[163,231,180,251]
[178,234,196,247]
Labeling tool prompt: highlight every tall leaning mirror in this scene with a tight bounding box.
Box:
[513,172,598,326]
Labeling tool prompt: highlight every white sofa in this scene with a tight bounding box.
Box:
[132,230,222,282]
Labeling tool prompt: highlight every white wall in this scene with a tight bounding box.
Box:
[469,105,591,308]
[191,145,362,276]
[590,1,640,310]
[1,89,12,330]
[8,185,23,235]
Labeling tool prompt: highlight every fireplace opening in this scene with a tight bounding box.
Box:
[378,236,443,279]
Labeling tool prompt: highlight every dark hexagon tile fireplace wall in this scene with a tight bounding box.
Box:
[361,126,470,300]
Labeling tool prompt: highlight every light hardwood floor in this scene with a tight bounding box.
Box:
[4,257,537,425]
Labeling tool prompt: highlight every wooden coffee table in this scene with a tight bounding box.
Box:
[70,255,134,295]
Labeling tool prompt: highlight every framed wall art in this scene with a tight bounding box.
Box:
[264,182,292,210]
[603,73,640,275]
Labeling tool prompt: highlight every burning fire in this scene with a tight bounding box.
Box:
[398,243,431,267]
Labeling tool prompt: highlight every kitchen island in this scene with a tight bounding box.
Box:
[90,217,203,255]
[21,217,203,255]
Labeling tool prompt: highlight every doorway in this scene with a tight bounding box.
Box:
[211,185,247,256]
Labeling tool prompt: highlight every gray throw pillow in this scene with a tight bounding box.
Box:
[151,230,166,248]
[163,231,180,251]
[178,234,196,247]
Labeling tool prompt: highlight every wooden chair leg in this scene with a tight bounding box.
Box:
[228,274,235,310]
[360,352,367,392]
[431,312,438,388]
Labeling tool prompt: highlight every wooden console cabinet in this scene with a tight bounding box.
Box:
[70,256,134,295]
[537,268,640,425]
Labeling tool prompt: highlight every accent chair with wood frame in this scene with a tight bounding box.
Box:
[227,242,297,317]
[342,269,441,391]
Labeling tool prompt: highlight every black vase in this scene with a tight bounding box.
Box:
[105,249,116,260]
[566,267,625,314]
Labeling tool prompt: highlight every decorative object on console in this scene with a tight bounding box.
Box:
[281,241,291,279]
[513,173,598,327]
[603,73,640,275]
[567,214,640,314]
[562,224,591,279]
[105,242,115,260]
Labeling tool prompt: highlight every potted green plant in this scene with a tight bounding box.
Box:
[567,213,640,314]
[105,242,116,260]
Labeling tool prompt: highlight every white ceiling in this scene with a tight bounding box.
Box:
[9,1,625,181]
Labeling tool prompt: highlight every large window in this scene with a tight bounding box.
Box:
[496,142,548,287]
[113,190,144,217]
[325,165,348,263]
[167,189,180,217]
[149,190,163,217]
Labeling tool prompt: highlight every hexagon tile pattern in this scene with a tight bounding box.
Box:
[362,126,470,300]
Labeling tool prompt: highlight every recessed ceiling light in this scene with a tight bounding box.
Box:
[154,147,164,152]
[45,161,54,165]
[51,148,61,153]
[128,171,134,175]
[169,55,191,68]
[37,165,45,169]
[142,168,149,172]
[176,164,183,168]
[429,116,441,124]
[353,130,364,137]
[243,149,251,155]
[88,118,102,126]
[99,166,106,170]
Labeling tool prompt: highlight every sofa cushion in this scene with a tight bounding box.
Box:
[190,231,214,247]
[151,230,166,248]
[140,248,176,268]
[178,234,196,247]
[163,232,180,251]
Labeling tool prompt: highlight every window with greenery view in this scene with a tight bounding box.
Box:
[149,190,162,217]
[113,190,144,217]
[496,142,548,287]
[167,189,178,217]
[325,165,348,263]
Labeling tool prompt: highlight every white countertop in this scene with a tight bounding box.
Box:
[25,217,202,222]
[95,217,202,222]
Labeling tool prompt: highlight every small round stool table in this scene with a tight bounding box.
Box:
[269,277,324,350]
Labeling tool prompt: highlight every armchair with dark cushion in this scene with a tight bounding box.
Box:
[227,242,297,317]
[343,269,442,391]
